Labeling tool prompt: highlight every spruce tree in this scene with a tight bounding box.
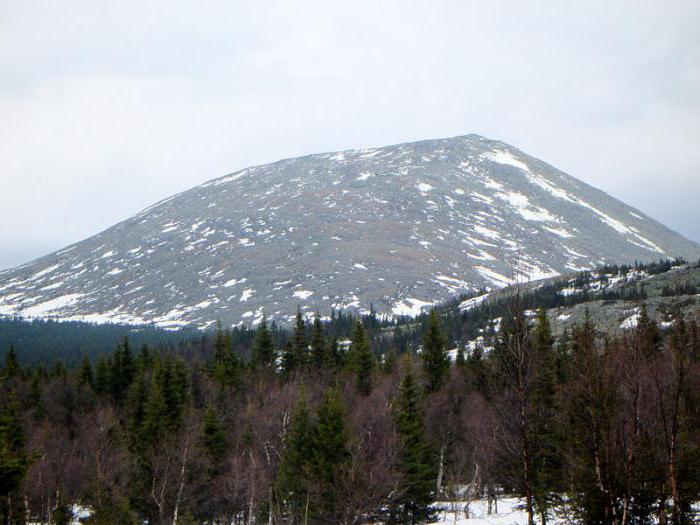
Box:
[212,326,242,390]
[389,360,437,524]
[2,344,19,379]
[79,354,94,388]
[349,321,374,395]
[280,341,297,377]
[310,312,327,369]
[311,387,350,521]
[0,393,31,521]
[421,310,449,393]
[277,392,313,522]
[251,316,276,370]
[531,308,561,523]
[293,307,309,368]
[201,405,228,472]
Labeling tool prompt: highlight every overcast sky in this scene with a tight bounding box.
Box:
[1,1,698,270]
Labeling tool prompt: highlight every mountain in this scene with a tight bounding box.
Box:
[1,134,698,328]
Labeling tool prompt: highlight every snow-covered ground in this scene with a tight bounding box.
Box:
[430,497,561,525]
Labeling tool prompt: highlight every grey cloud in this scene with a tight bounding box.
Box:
[1,0,698,269]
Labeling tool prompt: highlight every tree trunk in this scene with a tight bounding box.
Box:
[436,443,446,497]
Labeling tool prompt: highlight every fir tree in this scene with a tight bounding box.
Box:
[79,354,94,389]
[531,309,561,523]
[212,326,242,390]
[0,393,31,522]
[349,321,374,395]
[280,341,297,377]
[310,312,327,369]
[311,387,350,520]
[389,360,437,524]
[293,307,309,368]
[251,316,275,370]
[142,376,167,447]
[277,392,314,522]
[421,310,449,393]
[2,344,19,379]
[455,346,466,368]
[94,355,112,397]
[201,405,228,471]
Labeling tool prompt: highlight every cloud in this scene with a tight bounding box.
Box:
[1,0,698,268]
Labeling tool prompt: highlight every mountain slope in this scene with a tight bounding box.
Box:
[1,134,698,328]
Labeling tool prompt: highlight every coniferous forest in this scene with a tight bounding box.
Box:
[1,298,699,525]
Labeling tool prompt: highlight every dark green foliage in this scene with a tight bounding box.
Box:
[531,309,562,521]
[349,321,374,395]
[251,316,276,370]
[310,313,327,369]
[201,405,228,469]
[388,360,436,524]
[421,310,450,392]
[277,393,314,522]
[293,307,309,367]
[0,392,31,522]
[311,387,350,521]
[2,344,19,379]
[79,354,94,388]
[212,325,242,390]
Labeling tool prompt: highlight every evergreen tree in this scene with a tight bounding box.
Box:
[311,387,350,521]
[2,344,19,379]
[79,354,94,388]
[455,345,466,368]
[310,313,327,369]
[421,310,450,393]
[326,337,343,370]
[531,309,561,523]
[94,355,112,397]
[126,372,149,455]
[251,316,275,370]
[201,405,228,471]
[0,393,31,522]
[277,392,314,522]
[142,376,168,447]
[280,341,297,377]
[349,321,374,395]
[389,360,437,524]
[293,307,309,368]
[212,326,242,390]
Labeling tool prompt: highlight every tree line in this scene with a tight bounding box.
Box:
[1,300,699,524]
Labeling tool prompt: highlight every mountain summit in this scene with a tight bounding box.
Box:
[1,134,698,328]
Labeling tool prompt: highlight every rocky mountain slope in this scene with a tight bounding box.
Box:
[1,134,698,328]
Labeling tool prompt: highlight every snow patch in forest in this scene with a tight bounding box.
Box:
[392,297,434,317]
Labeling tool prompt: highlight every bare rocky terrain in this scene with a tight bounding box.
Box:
[1,134,698,328]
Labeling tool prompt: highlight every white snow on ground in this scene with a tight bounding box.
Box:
[354,263,368,270]
[621,311,641,329]
[417,182,434,192]
[238,237,255,247]
[483,149,665,254]
[392,297,434,317]
[473,225,502,241]
[223,278,246,287]
[495,190,558,222]
[356,171,374,181]
[239,288,254,302]
[19,294,85,317]
[292,289,314,300]
[430,496,564,525]
[544,225,573,238]
[474,267,513,288]
[459,293,489,311]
